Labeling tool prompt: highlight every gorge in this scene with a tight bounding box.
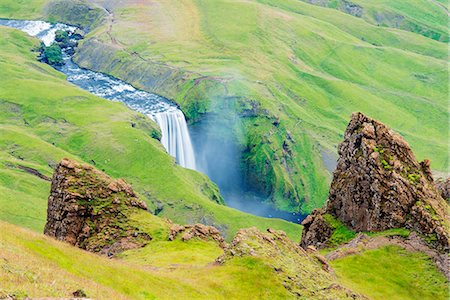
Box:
[0,19,302,223]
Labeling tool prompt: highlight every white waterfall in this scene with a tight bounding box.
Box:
[154,110,197,170]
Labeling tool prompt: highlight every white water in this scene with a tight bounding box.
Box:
[154,110,196,170]
[0,19,76,46]
[0,19,197,170]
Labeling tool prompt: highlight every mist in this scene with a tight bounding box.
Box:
[189,99,305,224]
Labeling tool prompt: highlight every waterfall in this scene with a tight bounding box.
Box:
[154,110,196,170]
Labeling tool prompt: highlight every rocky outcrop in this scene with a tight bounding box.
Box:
[44,158,151,256]
[218,227,366,299]
[301,113,449,251]
[169,223,226,248]
[299,209,333,249]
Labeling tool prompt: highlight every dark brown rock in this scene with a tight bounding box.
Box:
[301,113,449,252]
[169,223,225,248]
[44,158,151,256]
[300,208,333,249]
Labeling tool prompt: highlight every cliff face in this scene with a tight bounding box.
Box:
[44,158,151,256]
[301,113,449,251]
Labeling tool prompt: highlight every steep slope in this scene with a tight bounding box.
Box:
[0,221,289,299]
[0,0,446,214]
[0,26,301,239]
[300,0,448,42]
[0,160,362,299]
[58,0,450,213]
[1,218,447,299]
[301,112,449,251]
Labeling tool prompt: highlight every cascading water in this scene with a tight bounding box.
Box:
[154,110,196,170]
[0,19,196,170]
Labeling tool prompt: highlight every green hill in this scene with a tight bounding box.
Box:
[2,0,443,213]
[0,26,300,240]
[0,2,447,297]
[1,219,447,299]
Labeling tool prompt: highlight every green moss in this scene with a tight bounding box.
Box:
[366,228,410,238]
[424,233,438,244]
[408,173,420,183]
[54,30,69,44]
[381,159,392,170]
[43,44,63,65]
[323,214,356,246]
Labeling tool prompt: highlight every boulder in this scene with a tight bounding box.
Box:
[44,158,151,256]
[169,223,225,248]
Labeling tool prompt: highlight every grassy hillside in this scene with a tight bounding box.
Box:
[0,26,301,240]
[300,0,449,42]
[77,0,447,213]
[0,221,290,299]
[330,245,449,300]
[1,220,447,299]
[0,0,446,214]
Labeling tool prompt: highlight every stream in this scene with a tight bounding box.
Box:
[0,19,305,224]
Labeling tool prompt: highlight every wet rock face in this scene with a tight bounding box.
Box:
[44,158,151,256]
[302,113,449,251]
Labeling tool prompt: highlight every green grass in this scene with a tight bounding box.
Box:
[323,213,357,245]
[300,0,449,42]
[0,0,447,217]
[0,0,47,19]
[66,0,447,213]
[366,228,411,238]
[330,245,449,300]
[0,221,294,299]
[0,26,301,241]
[0,0,447,214]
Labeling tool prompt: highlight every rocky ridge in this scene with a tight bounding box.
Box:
[217,227,366,299]
[301,112,449,252]
[44,158,151,256]
[169,223,226,248]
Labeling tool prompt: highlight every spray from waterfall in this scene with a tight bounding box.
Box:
[154,110,196,170]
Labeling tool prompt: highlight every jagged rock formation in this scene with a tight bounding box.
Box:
[301,113,449,251]
[217,227,366,299]
[44,158,151,256]
[169,223,226,248]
